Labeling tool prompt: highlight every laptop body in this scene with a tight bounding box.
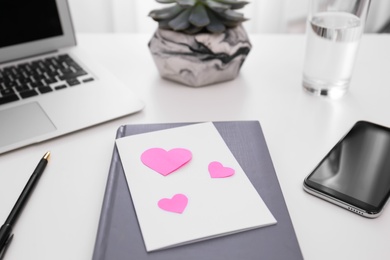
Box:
[0,0,144,154]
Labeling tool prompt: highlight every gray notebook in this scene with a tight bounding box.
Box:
[92,121,303,260]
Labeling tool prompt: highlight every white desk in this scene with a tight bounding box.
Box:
[1,33,390,260]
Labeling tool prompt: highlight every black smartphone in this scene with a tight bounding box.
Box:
[303,121,390,218]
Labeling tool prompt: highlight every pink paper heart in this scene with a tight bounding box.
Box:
[141,148,192,176]
[158,194,188,214]
[208,161,235,178]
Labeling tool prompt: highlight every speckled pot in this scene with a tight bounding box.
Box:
[148,25,252,87]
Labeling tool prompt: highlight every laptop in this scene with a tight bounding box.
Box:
[0,0,144,154]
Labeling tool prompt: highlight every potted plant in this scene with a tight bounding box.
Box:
[148,0,251,87]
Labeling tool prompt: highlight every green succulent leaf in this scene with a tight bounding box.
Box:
[149,5,183,21]
[229,2,249,10]
[214,17,240,27]
[206,8,226,33]
[213,0,239,4]
[156,0,176,3]
[213,0,238,2]
[222,9,245,22]
[157,19,172,30]
[168,8,192,31]
[189,4,210,27]
[210,0,249,10]
[177,0,196,7]
[183,24,205,34]
[205,0,230,11]
[150,0,249,34]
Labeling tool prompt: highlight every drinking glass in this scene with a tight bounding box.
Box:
[302,0,371,98]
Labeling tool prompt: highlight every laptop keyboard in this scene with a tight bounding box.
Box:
[0,54,94,105]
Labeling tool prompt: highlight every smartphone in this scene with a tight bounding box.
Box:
[303,121,390,218]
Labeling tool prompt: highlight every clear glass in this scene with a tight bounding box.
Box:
[302,0,371,98]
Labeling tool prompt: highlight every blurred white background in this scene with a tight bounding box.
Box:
[67,0,390,34]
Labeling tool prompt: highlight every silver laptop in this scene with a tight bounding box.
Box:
[0,0,144,154]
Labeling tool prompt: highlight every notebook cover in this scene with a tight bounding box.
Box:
[92,121,303,260]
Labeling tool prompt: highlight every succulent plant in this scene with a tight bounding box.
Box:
[149,0,249,34]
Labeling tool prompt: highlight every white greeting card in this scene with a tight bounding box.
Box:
[115,122,277,252]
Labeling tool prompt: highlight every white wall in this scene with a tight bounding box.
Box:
[68,0,390,34]
[68,0,290,33]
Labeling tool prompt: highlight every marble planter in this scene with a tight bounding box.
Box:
[148,25,252,87]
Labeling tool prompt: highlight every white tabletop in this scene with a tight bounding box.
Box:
[1,33,390,260]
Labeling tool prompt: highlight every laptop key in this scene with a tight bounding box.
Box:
[82,78,94,83]
[38,86,53,94]
[0,93,19,105]
[15,86,30,93]
[67,78,80,86]
[58,54,72,61]
[58,71,87,80]
[44,78,58,85]
[19,89,38,99]
[55,85,67,90]
[1,88,15,96]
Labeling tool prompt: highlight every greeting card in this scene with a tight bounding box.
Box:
[115,122,277,252]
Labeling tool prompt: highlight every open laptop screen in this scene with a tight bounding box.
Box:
[0,0,76,63]
[0,0,63,48]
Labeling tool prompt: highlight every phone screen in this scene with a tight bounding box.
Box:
[304,121,390,217]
